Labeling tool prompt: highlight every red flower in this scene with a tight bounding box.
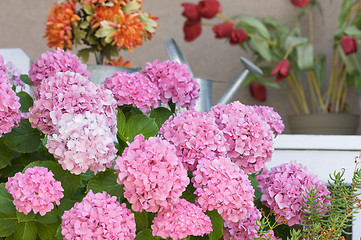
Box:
[212,23,234,39]
[271,59,290,82]
[183,20,202,42]
[197,0,221,19]
[249,83,267,102]
[290,0,310,8]
[229,28,248,45]
[181,3,200,21]
[341,36,358,55]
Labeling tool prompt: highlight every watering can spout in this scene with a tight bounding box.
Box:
[217,57,263,105]
[164,38,262,112]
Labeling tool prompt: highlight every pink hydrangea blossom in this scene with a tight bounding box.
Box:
[192,157,255,223]
[0,68,21,137]
[29,48,90,87]
[46,112,117,175]
[115,134,189,213]
[152,199,212,239]
[103,71,159,112]
[223,206,263,240]
[209,101,274,174]
[142,59,200,109]
[159,109,228,170]
[253,105,284,137]
[5,166,64,216]
[256,161,330,226]
[29,71,117,135]
[61,190,136,240]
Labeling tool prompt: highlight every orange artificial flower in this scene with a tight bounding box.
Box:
[44,1,80,50]
[91,4,122,29]
[108,11,146,50]
[104,56,132,67]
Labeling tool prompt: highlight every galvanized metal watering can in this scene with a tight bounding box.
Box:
[164,38,263,112]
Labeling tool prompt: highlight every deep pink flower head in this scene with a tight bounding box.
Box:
[61,190,136,240]
[103,71,159,112]
[0,69,21,137]
[46,112,117,175]
[29,48,90,87]
[115,135,189,213]
[223,206,262,240]
[29,71,117,135]
[142,59,200,109]
[256,161,330,226]
[253,105,284,137]
[152,199,212,239]
[193,157,255,223]
[159,109,228,170]
[209,101,274,174]
[6,166,64,216]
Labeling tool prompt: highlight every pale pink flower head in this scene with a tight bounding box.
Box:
[5,166,64,216]
[192,157,255,223]
[223,206,262,240]
[152,199,212,240]
[256,161,330,226]
[0,69,21,137]
[115,134,189,213]
[5,61,25,89]
[46,112,117,175]
[209,101,274,174]
[142,59,200,109]
[253,105,284,137]
[159,109,228,170]
[29,71,117,135]
[61,190,136,240]
[103,71,159,112]
[29,48,90,87]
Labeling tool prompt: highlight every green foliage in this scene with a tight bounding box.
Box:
[0,119,42,153]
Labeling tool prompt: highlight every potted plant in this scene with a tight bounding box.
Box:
[43,0,159,82]
[181,0,361,134]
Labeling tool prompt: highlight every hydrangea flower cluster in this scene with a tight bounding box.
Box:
[142,59,200,109]
[256,161,330,226]
[115,134,189,213]
[61,190,136,240]
[223,206,262,240]
[159,109,228,170]
[46,112,117,175]
[253,105,284,137]
[103,71,159,112]
[29,71,117,135]
[28,48,90,87]
[209,101,274,174]
[5,166,64,216]
[192,157,255,224]
[152,199,212,240]
[0,65,21,137]
[4,60,24,89]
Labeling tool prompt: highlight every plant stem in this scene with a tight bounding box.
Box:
[290,70,309,114]
[286,88,300,114]
[94,51,104,65]
[335,68,347,112]
[310,71,327,113]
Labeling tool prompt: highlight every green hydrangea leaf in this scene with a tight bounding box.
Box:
[19,75,30,85]
[35,208,59,225]
[16,91,33,113]
[125,114,159,142]
[16,211,35,223]
[0,212,17,237]
[87,169,124,202]
[0,183,16,214]
[0,141,12,169]
[0,119,42,153]
[206,210,223,240]
[149,107,173,129]
[36,222,60,240]
[13,221,37,240]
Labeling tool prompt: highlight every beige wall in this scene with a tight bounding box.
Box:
[0,0,359,133]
